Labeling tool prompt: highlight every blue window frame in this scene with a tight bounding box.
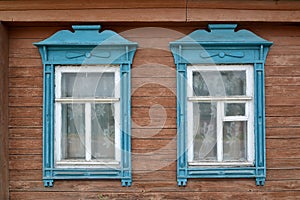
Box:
[170,24,272,186]
[34,25,137,187]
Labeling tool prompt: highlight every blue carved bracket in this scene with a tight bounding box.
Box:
[34,25,137,187]
[170,24,272,186]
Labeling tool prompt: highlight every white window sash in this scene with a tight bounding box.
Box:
[54,65,121,167]
[187,64,254,165]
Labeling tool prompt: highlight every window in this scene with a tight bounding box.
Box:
[170,24,272,186]
[54,66,120,168]
[35,25,137,187]
[187,65,254,166]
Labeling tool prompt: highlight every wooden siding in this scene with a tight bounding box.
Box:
[7,23,300,199]
[0,22,9,200]
[0,0,299,22]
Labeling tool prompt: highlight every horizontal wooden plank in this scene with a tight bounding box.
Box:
[266,86,300,97]
[132,107,176,119]
[134,48,173,58]
[9,38,37,50]
[9,107,42,118]
[9,148,41,155]
[266,55,300,66]
[188,0,300,11]
[132,87,176,97]
[0,0,186,10]
[267,169,300,180]
[132,138,176,150]
[8,179,300,194]
[9,138,41,150]
[132,128,176,139]
[267,158,300,169]
[9,97,42,107]
[266,66,300,77]
[9,191,300,200]
[267,138,300,150]
[187,9,300,22]
[132,81,176,89]
[245,24,300,37]
[8,26,64,39]
[265,96,300,106]
[266,117,300,128]
[266,106,300,117]
[9,128,42,139]
[132,57,175,68]
[9,58,42,67]
[131,64,176,78]
[9,67,42,78]
[9,48,40,59]
[266,127,300,138]
[9,77,42,88]
[132,117,176,129]
[1,8,299,23]
[266,77,300,86]
[268,45,300,55]
[267,148,300,159]
[267,36,300,46]
[145,180,300,193]
[9,169,42,181]
[132,160,176,171]
[0,8,186,22]
[9,155,42,170]
[131,96,176,108]
[9,88,42,97]
[9,118,42,127]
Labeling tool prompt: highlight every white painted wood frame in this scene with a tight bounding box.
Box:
[187,65,254,166]
[54,65,120,168]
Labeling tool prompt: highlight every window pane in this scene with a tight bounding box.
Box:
[223,121,247,161]
[61,72,115,98]
[91,103,115,160]
[193,71,246,96]
[61,104,85,159]
[225,103,246,116]
[193,102,217,161]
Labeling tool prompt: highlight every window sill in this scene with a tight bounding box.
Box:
[55,160,120,168]
[188,161,254,167]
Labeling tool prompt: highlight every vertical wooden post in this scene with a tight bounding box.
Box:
[0,22,9,199]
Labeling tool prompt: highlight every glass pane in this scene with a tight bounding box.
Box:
[193,102,217,161]
[61,72,115,98]
[223,121,247,161]
[91,103,115,160]
[193,71,246,96]
[225,103,246,116]
[61,104,85,159]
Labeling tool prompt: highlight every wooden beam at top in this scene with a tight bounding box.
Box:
[0,8,299,23]
[187,9,300,22]
[0,8,186,22]
[0,0,186,10]
[0,22,9,200]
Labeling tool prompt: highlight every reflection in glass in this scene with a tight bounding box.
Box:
[61,72,115,98]
[61,104,85,159]
[193,102,217,161]
[223,121,247,161]
[225,103,246,116]
[91,103,115,160]
[193,71,246,96]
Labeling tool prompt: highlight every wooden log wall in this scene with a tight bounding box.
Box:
[7,22,300,199]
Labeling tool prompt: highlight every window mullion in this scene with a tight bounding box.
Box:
[217,101,223,162]
[85,103,92,161]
